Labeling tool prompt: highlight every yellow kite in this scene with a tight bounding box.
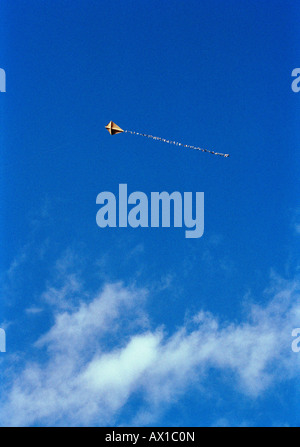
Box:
[105,121,124,135]
[105,121,229,157]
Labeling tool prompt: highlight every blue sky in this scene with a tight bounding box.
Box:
[0,0,300,427]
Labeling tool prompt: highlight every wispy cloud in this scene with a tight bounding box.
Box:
[1,271,299,426]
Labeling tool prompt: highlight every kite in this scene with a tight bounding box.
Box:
[105,121,229,157]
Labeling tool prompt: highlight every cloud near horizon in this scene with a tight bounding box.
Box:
[1,270,299,427]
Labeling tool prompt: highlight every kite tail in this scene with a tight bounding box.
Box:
[124,130,229,158]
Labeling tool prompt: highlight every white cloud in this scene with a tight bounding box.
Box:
[37,282,149,354]
[41,273,83,309]
[1,275,300,427]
